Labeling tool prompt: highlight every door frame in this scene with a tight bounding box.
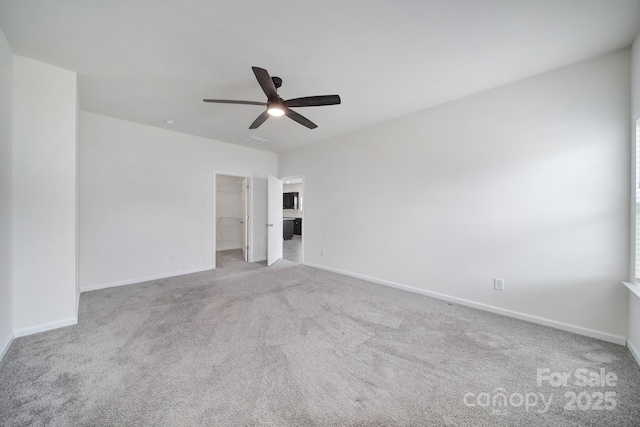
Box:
[213,171,253,268]
[267,175,283,266]
[281,173,304,264]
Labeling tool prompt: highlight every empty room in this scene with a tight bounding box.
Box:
[2,1,640,425]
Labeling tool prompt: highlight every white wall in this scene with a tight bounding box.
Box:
[627,32,640,361]
[633,33,640,120]
[79,112,277,291]
[13,56,78,335]
[284,183,303,193]
[0,27,13,358]
[280,49,631,342]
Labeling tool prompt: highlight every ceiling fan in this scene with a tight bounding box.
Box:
[203,66,341,129]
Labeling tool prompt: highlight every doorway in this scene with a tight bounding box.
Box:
[281,174,304,264]
[214,173,251,268]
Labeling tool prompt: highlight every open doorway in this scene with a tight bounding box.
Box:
[281,174,304,264]
[214,173,251,269]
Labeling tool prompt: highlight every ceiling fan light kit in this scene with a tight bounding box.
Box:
[267,104,285,117]
[203,66,341,129]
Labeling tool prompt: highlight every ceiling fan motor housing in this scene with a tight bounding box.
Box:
[271,76,282,89]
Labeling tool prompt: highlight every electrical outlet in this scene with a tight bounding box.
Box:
[169,253,175,262]
[494,278,505,291]
[163,254,169,262]
[321,248,326,256]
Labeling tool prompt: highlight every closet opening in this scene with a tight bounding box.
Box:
[214,173,251,267]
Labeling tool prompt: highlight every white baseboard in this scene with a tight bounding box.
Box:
[14,317,78,338]
[303,262,627,346]
[0,331,14,361]
[627,338,640,366]
[216,245,243,251]
[80,266,214,293]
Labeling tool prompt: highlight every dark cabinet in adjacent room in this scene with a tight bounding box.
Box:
[283,192,299,209]
[294,218,302,235]
[283,218,294,240]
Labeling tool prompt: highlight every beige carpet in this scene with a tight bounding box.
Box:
[1,250,639,426]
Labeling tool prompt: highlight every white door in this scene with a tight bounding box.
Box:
[267,175,283,266]
[242,177,248,261]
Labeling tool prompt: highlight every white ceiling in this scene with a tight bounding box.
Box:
[1,0,639,153]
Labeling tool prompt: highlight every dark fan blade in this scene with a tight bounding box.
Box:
[249,110,270,129]
[285,108,317,129]
[203,99,266,106]
[252,67,278,102]
[284,95,341,108]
